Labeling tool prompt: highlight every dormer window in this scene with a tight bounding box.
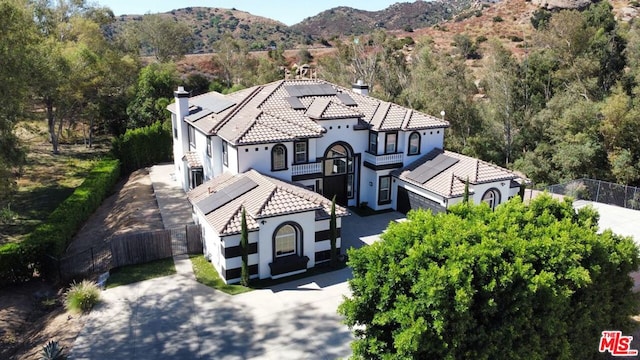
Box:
[408,132,420,155]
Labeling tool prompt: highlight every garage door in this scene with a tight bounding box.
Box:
[397,186,446,215]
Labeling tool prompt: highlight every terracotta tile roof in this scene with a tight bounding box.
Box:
[392,148,526,198]
[187,170,348,236]
[169,79,449,144]
[182,152,202,169]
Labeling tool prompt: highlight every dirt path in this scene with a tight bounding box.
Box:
[1,168,165,360]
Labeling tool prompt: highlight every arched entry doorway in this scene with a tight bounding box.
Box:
[323,142,355,206]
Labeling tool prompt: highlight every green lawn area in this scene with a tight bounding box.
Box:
[106,257,176,288]
[189,255,251,295]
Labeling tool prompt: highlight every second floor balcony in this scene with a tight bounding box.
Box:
[292,161,322,176]
[364,152,403,168]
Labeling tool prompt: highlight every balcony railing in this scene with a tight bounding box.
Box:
[292,161,322,176]
[364,152,403,166]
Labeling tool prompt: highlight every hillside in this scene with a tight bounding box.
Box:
[105,1,479,53]
[291,0,476,39]
[106,7,303,53]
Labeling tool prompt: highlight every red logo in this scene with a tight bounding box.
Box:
[599,331,638,357]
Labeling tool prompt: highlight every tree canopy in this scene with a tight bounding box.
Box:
[339,195,639,359]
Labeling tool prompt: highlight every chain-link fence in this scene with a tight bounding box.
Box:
[546,178,640,210]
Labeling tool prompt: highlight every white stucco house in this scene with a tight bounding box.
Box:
[168,79,526,283]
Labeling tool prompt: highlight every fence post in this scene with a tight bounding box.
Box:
[595,180,601,203]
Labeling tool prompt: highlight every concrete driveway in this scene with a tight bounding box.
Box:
[70,210,404,360]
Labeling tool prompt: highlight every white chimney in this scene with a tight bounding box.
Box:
[352,79,369,96]
[173,86,191,185]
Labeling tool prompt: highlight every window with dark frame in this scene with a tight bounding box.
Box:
[385,132,397,154]
[271,144,287,171]
[368,131,378,154]
[408,132,420,155]
[274,224,297,257]
[206,137,212,157]
[222,141,228,166]
[378,175,391,204]
[294,140,308,164]
[172,115,178,139]
[188,125,196,148]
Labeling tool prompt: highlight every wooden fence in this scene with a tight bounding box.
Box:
[57,224,202,281]
[110,229,173,268]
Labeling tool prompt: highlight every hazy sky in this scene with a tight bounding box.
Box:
[95,0,411,26]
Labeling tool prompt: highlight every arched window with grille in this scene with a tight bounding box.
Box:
[271,144,287,171]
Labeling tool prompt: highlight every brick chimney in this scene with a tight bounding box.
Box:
[352,79,369,96]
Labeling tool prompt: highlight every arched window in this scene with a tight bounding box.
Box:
[408,132,420,155]
[271,144,287,171]
[482,188,501,210]
[274,223,300,258]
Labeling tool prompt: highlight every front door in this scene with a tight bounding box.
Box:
[324,174,348,206]
[323,142,354,206]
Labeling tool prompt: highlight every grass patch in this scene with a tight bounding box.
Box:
[189,255,251,295]
[348,205,394,217]
[1,141,110,245]
[106,257,176,288]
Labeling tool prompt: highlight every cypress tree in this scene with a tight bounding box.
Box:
[330,195,338,268]
[240,207,249,286]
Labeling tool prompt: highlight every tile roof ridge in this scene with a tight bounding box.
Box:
[213,85,264,134]
[401,108,413,129]
[260,110,321,133]
[220,203,245,235]
[255,80,285,108]
[255,186,279,218]
[372,101,392,129]
[449,173,456,196]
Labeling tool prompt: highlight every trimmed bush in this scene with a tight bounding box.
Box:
[0,158,121,287]
[111,121,172,174]
[64,280,100,313]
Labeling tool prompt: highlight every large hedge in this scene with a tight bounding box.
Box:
[111,121,172,173]
[339,195,640,359]
[0,159,121,286]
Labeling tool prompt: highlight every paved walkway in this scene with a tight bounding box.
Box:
[148,164,195,279]
[71,164,405,359]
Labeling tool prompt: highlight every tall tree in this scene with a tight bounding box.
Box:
[126,63,178,128]
[124,13,193,62]
[0,0,37,202]
[340,195,639,359]
[400,42,480,154]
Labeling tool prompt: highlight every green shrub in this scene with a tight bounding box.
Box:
[64,280,100,313]
[111,121,172,174]
[0,159,120,287]
[493,16,504,22]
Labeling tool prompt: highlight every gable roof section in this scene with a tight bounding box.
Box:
[188,170,349,236]
[169,79,449,145]
[392,148,524,198]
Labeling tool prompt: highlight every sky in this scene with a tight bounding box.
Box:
[95,1,410,26]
